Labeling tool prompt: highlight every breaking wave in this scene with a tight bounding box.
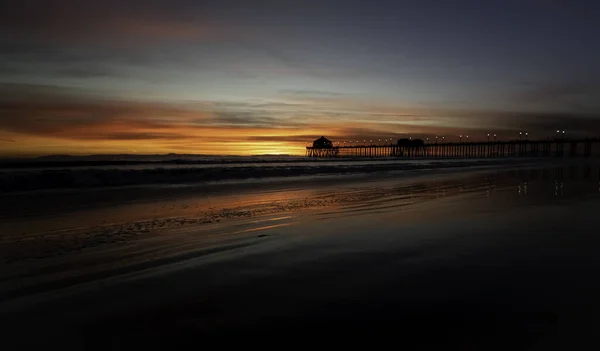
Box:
[0,159,534,193]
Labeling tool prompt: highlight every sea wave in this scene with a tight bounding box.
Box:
[0,159,539,193]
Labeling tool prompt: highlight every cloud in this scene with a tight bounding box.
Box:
[211,111,287,128]
[493,111,600,134]
[0,84,412,149]
[514,82,600,111]
[54,67,117,79]
[246,43,373,80]
[245,127,404,144]
[0,87,214,141]
[0,84,311,145]
[0,0,239,46]
[278,89,345,97]
[0,138,16,142]
[2,82,600,157]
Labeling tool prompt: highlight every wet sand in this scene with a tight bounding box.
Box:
[1,161,600,349]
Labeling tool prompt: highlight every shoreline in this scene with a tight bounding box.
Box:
[0,158,586,221]
[1,157,587,194]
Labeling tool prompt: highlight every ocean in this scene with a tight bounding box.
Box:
[0,155,550,193]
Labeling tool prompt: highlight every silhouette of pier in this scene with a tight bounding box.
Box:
[306,137,600,158]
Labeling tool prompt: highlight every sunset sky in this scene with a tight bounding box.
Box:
[1,0,600,156]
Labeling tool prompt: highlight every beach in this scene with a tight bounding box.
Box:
[1,159,600,349]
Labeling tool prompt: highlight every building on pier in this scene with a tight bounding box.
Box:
[313,136,333,148]
[306,136,338,157]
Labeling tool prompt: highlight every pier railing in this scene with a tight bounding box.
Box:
[305,139,599,158]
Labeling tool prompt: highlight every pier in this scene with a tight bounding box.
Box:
[306,139,600,158]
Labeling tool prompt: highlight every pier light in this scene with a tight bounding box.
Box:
[557,130,560,133]
[487,133,490,142]
[494,133,497,141]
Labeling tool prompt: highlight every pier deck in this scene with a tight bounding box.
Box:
[306,140,600,158]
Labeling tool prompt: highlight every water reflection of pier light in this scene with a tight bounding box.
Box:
[518,181,528,196]
[554,180,564,196]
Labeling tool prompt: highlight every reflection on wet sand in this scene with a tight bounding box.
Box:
[467,164,600,198]
[1,163,599,271]
[1,163,599,264]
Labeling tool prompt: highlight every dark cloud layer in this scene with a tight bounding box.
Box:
[0,0,220,43]
[1,84,599,145]
[0,93,208,141]
[279,89,345,97]
[515,82,600,112]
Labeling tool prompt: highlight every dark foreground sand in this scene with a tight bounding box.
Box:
[1,161,600,349]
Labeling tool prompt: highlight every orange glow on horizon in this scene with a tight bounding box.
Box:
[0,135,311,157]
[0,95,500,157]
